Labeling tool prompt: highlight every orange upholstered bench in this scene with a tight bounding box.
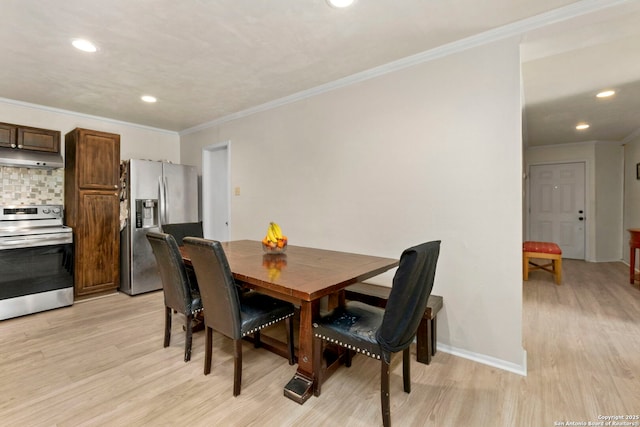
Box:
[523,241,562,285]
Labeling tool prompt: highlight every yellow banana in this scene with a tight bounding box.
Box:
[267,226,278,243]
[270,222,283,240]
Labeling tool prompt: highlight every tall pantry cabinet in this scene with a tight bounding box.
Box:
[64,128,121,299]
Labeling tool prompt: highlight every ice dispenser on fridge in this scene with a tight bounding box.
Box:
[135,199,158,228]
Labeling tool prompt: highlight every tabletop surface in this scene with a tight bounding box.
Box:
[182,239,399,302]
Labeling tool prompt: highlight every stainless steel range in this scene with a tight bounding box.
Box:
[0,204,74,320]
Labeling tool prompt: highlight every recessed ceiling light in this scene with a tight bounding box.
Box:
[596,90,615,98]
[327,0,356,8]
[72,39,97,53]
[141,95,157,103]
[576,123,590,130]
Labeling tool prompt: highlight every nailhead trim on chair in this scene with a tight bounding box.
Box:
[313,332,381,360]
[188,307,203,316]
[242,313,295,337]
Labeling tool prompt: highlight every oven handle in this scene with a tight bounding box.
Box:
[0,234,72,249]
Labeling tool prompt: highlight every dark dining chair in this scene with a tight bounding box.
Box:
[161,221,204,245]
[146,231,203,362]
[160,221,204,295]
[312,240,441,427]
[183,237,296,396]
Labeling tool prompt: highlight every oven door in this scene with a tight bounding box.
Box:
[0,241,74,320]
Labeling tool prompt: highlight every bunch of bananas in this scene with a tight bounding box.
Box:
[262,221,288,251]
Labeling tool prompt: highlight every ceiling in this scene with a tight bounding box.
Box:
[1,0,639,146]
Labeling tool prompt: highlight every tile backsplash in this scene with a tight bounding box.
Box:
[0,166,64,205]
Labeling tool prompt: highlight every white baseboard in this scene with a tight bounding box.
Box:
[436,343,528,376]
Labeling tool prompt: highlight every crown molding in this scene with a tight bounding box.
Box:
[623,127,640,144]
[527,140,598,150]
[0,97,178,136]
[181,0,631,136]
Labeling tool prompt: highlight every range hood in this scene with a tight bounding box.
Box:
[0,149,64,169]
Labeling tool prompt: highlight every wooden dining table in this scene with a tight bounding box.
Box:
[180,239,399,404]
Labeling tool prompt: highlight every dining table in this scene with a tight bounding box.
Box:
[180,239,399,404]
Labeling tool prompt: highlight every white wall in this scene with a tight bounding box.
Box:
[0,99,180,162]
[595,142,624,262]
[181,38,526,372]
[623,132,640,267]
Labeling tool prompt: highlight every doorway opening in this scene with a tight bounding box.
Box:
[202,141,231,241]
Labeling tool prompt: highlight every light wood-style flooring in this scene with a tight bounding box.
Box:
[1,260,639,426]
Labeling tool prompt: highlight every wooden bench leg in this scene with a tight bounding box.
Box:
[431,316,437,356]
[554,257,562,285]
[416,316,440,364]
[416,317,432,365]
[522,253,529,281]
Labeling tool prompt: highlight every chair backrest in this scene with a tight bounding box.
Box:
[182,237,242,339]
[161,222,204,246]
[376,240,441,355]
[146,231,195,313]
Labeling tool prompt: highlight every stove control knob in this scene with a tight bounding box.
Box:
[42,208,50,214]
[52,208,61,215]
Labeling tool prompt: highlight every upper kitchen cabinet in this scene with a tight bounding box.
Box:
[0,122,60,153]
[0,123,17,148]
[64,128,120,189]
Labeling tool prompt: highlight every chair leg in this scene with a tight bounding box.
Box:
[253,330,262,348]
[403,347,411,393]
[164,306,171,348]
[381,358,391,427]
[345,347,352,368]
[313,336,323,396]
[204,326,213,375]
[286,317,295,365]
[184,314,193,362]
[233,339,243,396]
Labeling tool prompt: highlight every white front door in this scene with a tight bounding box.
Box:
[529,162,586,259]
[202,141,230,241]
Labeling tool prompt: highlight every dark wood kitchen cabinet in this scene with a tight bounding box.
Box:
[64,128,121,299]
[0,123,16,148]
[0,122,60,153]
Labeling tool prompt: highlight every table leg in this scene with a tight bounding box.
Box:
[283,299,319,404]
[631,245,637,284]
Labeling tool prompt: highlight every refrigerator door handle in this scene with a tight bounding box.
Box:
[163,176,169,224]
[158,176,166,227]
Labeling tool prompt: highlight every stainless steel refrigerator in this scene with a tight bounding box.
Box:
[120,159,198,295]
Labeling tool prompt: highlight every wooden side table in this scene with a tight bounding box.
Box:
[629,229,640,284]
